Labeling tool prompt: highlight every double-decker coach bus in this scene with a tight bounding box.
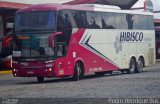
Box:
[12,4,155,82]
[156,26,160,59]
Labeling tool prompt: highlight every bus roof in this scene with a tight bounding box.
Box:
[17,3,153,16]
[17,3,93,13]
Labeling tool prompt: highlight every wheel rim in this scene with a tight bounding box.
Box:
[130,59,135,72]
[76,63,81,76]
[138,60,143,72]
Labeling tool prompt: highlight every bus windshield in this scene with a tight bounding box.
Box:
[13,34,55,61]
[15,11,56,32]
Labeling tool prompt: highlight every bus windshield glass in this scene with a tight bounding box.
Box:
[15,11,56,32]
[13,34,55,61]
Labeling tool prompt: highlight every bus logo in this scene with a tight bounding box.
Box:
[120,32,144,42]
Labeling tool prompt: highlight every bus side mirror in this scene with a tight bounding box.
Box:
[48,32,62,47]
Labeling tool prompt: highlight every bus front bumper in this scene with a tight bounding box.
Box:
[12,67,55,77]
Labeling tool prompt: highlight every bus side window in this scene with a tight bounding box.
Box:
[63,14,71,29]
[126,14,133,29]
[101,13,115,29]
[86,12,95,29]
[132,15,140,29]
[57,11,63,31]
[81,11,87,28]
[57,10,72,31]
[139,15,149,30]
[71,10,87,28]
[115,14,128,29]
[148,16,154,30]
[86,11,103,29]
[94,12,102,29]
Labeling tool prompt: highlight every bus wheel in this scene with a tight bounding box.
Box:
[128,58,136,74]
[136,58,144,73]
[37,77,44,82]
[72,62,83,81]
[95,72,105,76]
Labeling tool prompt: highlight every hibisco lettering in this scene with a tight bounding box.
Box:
[120,32,143,42]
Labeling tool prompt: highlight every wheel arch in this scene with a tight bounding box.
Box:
[138,55,145,67]
[127,56,137,74]
[129,55,137,64]
[74,58,85,73]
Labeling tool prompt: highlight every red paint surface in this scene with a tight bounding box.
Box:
[2,36,12,47]
[2,57,12,69]
[13,29,119,77]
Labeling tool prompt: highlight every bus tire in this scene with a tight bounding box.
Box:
[136,57,144,73]
[37,77,44,82]
[128,58,136,74]
[95,72,105,76]
[72,62,83,81]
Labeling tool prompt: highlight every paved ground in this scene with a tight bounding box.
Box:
[0,62,160,99]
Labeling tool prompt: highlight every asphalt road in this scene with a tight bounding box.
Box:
[0,62,160,99]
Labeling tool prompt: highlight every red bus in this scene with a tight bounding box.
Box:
[12,4,155,82]
[0,36,13,69]
[155,26,160,59]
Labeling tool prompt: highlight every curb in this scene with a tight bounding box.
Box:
[0,70,12,75]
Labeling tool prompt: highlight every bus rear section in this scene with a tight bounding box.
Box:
[155,27,160,59]
[12,4,155,82]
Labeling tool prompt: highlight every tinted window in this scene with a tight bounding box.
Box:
[86,12,95,28]
[148,16,154,30]
[139,15,149,30]
[94,12,102,29]
[126,14,135,29]
[71,10,87,28]
[57,10,72,31]
[132,15,140,29]
[115,14,128,29]
[15,11,56,32]
[101,13,115,29]
[156,32,160,42]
